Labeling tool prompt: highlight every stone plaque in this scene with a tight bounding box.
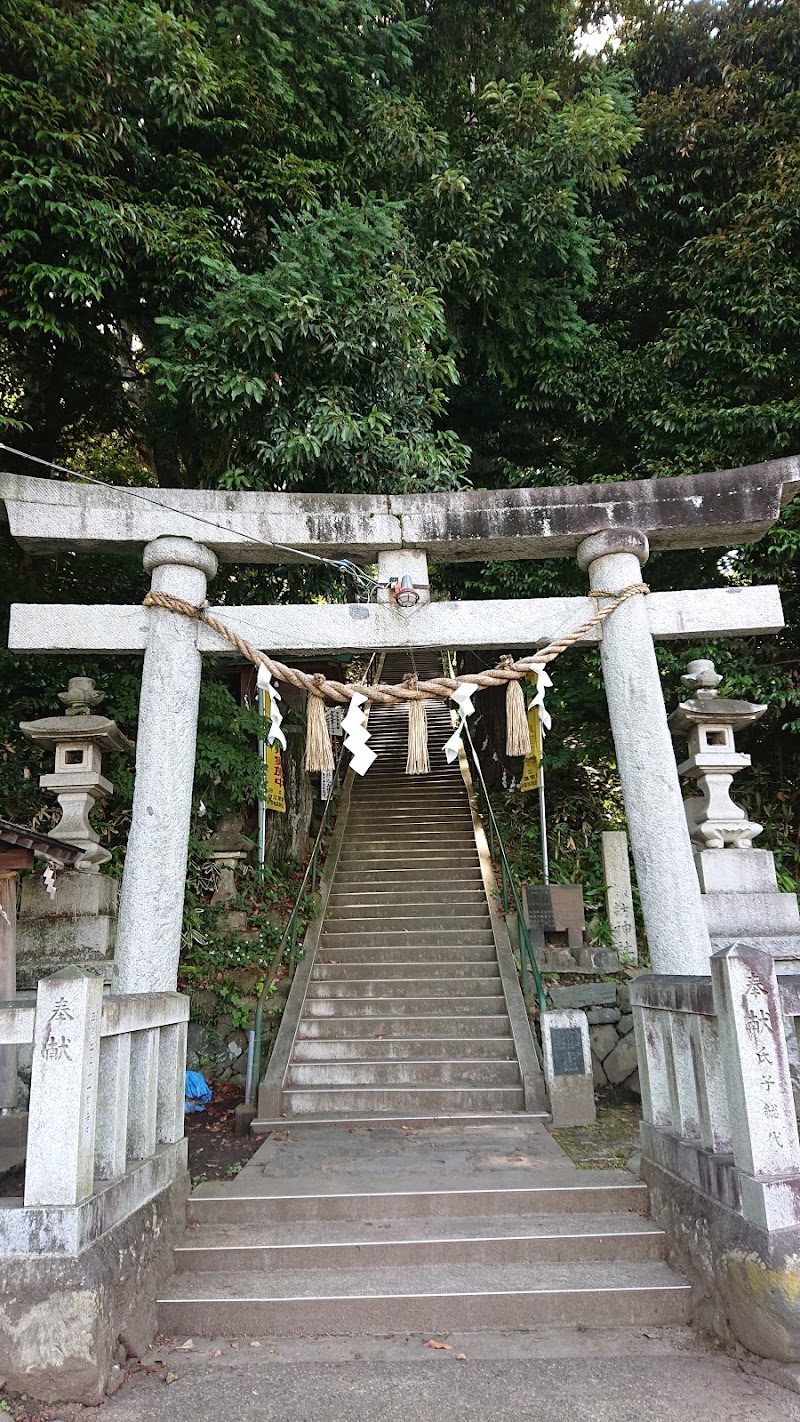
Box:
[550,1026,585,1077]
[524,886,554,933]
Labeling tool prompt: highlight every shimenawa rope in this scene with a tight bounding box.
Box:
[142,582,648,770]
[142,583,648,709]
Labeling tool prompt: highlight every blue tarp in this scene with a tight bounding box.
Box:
[184,1069,213,1114]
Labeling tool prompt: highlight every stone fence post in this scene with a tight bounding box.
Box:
[711,941,800,1230]
[24,967,103,1207]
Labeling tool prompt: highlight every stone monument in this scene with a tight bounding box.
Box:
[16,678,132,984]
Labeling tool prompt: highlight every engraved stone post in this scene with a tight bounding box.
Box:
[541,1009,596,1126]
[577,530,712,975]
[24,966,103,1207]
[601,831,637,965]
[711,941,800,1228]
[113,537,217,995]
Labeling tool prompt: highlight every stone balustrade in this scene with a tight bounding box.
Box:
[0,968,188,1255]
[632,942,800,1231]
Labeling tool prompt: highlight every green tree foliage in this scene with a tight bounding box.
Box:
[0,0,797,897]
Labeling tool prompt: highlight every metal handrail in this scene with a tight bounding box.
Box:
[247,651,379,1104]
[448,668,547,1017]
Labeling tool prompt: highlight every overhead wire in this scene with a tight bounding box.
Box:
[0,442,382,595]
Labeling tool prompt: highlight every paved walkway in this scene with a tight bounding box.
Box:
[84,1329,800,1421]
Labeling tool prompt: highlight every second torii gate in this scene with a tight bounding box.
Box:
[2,456,798,1009]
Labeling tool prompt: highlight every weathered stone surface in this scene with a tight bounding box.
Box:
[603,1031,639,1084]
[590,948,622,973]
[694,847,778,895]
[589,1025,619,1062]
[0,1169,187,1403]
[711,941,800,1210]
[579,533,714,977]
[541,1010,595,1127]
[643,1147,800,1363]
[617,982,631,1011]
[602,831,637,964]
[113,538,217,997]
[10,586,786,658]
[4,459,798,561]
[586,1007,621,1026]
[591,1051,607,1089]
[618,1013,634,1034]
[550,983,617,1010]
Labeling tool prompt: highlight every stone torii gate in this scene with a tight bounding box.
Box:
[2,454,800,1396]
[3,458,796,1001]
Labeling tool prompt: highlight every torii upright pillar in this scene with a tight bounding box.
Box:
[113,537,217,995]
[577,529,712,975]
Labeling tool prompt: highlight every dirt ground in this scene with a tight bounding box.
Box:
[548,1090,642,1169]
[185,1080,262,1184]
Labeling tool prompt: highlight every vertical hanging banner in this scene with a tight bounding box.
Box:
[264,739,286,813]
[521,680,543,793]
[258,672,286,814]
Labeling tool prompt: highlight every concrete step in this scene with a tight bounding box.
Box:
[307,978,501,1000]
[329,864,485,875]
[158,1259,689,1336]
[342,832,477,843]
[312,961,499,981]
[296,1015,514,1040]
[320,930,497,948]
[348,813,471,824]
[281,1085,526,1115]
[323,910,491,928]
[327,890,488,909]
[304,995,508,1017]
[333,860,482,875]
[187,1174,652,1225]
[285,1060,521,1089]
[291,1037,517,1062]
[174,1211,668,1272]
[315,945,499,964]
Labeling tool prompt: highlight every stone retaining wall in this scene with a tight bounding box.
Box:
[548,981,640,1096]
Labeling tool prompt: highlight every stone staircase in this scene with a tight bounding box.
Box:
[158,1118,691,1336]
[158,653,691,1341]
[263,652,541,1119]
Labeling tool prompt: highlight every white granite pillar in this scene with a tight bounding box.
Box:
[711,941,800,1229]
[577,530,711,975]
[25,967,103,1207]
[113,537,217,995]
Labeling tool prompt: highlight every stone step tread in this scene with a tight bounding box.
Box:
[306,978,500,1001]
[303,1001,508,1017]
[323,913,492,925]
[176,1212,667,1254]
[312,963,500,978]
[297,1017,514,1038]
[282,1087,526,1113]
[285,1062,521,1087]
[292,1039,517,1061]
[159,1259,686,1303]
[320,932,497,943]
[312,955,500,966]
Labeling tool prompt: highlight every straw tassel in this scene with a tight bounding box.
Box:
[405,678,430,775]
[305,680,335,772]
[504,661,532,757]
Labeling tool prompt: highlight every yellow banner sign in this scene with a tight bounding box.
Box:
[263,691,286,813]
[520,694,542,793]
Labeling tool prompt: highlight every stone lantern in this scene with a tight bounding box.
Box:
[206,815,255,934]
[19,677,131,869]
[668,658,766,850]
[16,679,132,983]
